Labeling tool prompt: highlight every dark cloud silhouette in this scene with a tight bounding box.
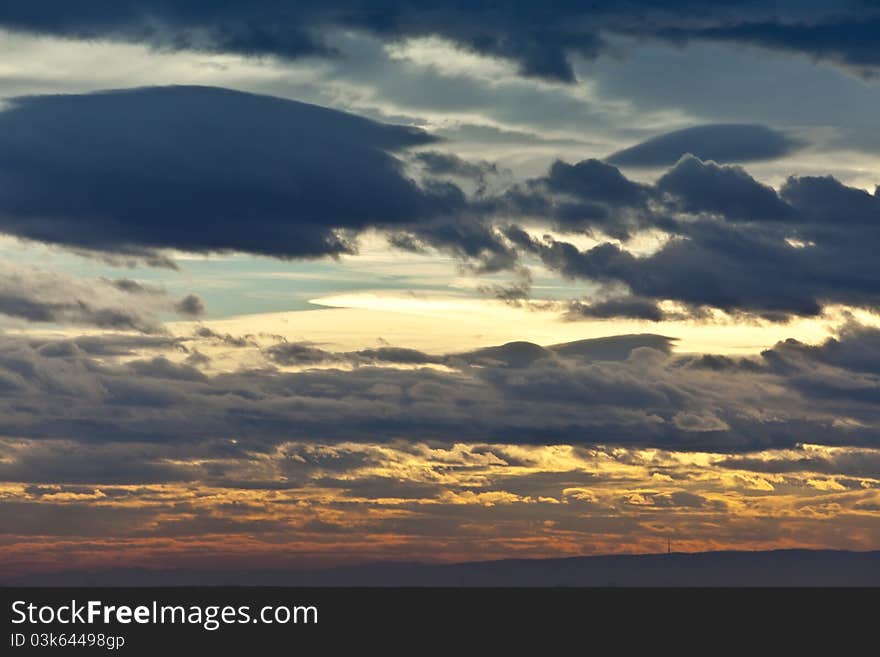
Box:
[174,294,206,317]
[607,125,801,168]
[0,3,878,82]
[543,159,649,205]
[566,296,667,322]
[653,15,880,78]
[656,156,795,222]
[762,322,880,375]
[490,158,653,239]
[527,228,829,319]
[509,156,880,319]
[0,85,460,260]
[779,174,880,225]
[0,2,607,83]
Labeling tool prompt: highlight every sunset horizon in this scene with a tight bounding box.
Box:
[0,2,879,591]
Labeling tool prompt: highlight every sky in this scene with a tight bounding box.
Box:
[1,1,880,578]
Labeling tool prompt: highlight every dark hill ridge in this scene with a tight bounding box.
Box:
[6,550,878,587]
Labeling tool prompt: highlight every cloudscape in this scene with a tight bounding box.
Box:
[0,1,879,581]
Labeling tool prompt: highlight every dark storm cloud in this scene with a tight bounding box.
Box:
[543,159,649,206]
[761,322,880,376]
[653,15,880,78]
[491,159,653,239]
[527,228,828,319]
[0,1,606,83]
[0,86,869,308]
[779,175,880,225]
[0,85,460,260]
[606,124,801,168]
[0,3,877,82]
[508,156,880,320]
[656,156,795,222]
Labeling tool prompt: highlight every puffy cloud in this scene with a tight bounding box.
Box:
[509,156,880,319]
[762,322,880,375]
[489,158,653,239]
[656,156,795,222]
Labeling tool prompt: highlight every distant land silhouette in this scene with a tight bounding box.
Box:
[5,550,879,587]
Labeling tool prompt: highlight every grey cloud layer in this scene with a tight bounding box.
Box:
[0,326,878,468]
